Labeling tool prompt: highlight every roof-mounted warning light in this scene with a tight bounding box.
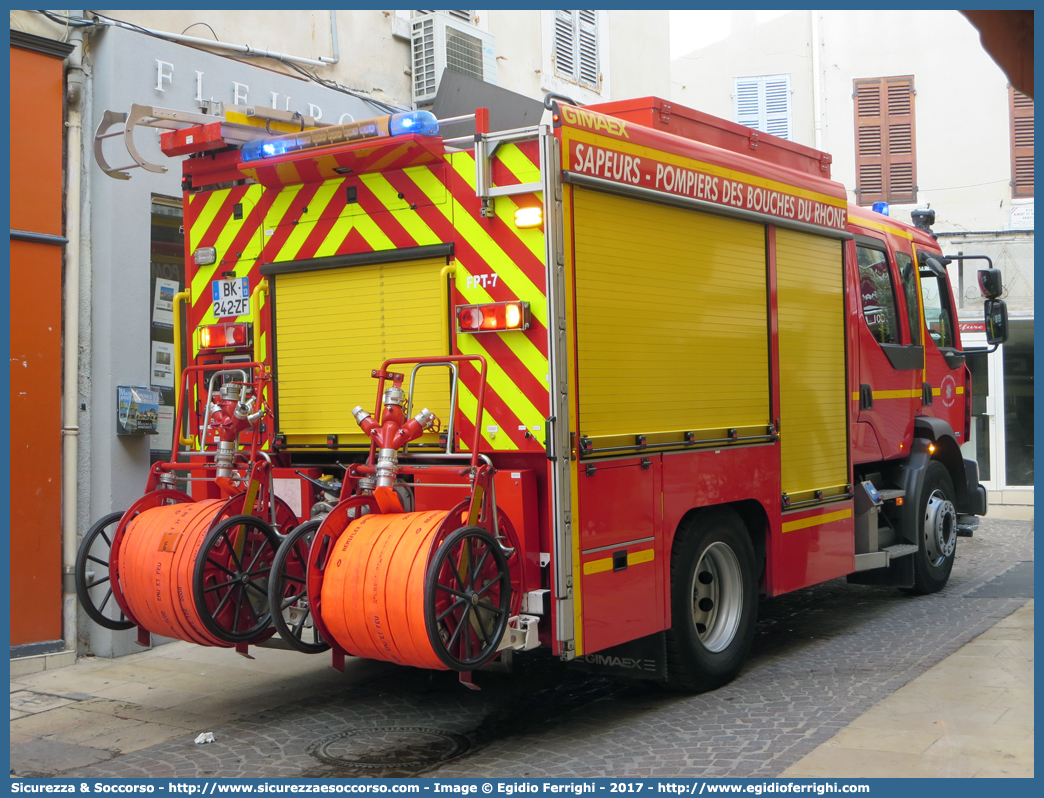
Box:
[240,111,440,162]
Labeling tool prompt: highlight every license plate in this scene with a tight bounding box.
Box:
[212,277,250,318]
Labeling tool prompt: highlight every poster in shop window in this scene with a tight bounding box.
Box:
[151,340,175,389]
[152,277,180,328]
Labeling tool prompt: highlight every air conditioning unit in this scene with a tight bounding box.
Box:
[411,11,498,106]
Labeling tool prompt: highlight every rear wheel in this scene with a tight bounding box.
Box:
[664,508,758,692]
[907,461,958,595]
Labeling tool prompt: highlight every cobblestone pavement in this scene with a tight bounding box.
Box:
[57,518,1033,778]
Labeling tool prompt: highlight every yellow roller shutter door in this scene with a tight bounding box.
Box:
[776,229,848,498]
[273,257,450,443]
[572,189,770,440]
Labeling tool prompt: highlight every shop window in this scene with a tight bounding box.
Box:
[149,197,185,463]
[1009,87,1033,198]
[963,350,990,482]
[857,244,900,344]
[853,76,916,205]
[1003,320,1033,486]
[895,251,920,346]
[734,74,792,140]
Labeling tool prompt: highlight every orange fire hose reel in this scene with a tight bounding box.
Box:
[109,491,298,651]
[309,497,524,672]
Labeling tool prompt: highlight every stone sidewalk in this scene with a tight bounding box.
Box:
[783,600,1034,778]
[10,642,395,775]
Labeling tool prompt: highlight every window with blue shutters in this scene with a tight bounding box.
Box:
[733,74,792,141]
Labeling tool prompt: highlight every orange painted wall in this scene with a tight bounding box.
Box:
[9,46,67,646]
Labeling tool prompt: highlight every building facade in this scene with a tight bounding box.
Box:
[8,8,670,662]
[671,9,1034,513]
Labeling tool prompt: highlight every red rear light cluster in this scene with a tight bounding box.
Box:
[456,301,530,333]
[199,322,253,351]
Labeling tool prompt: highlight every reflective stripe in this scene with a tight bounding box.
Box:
[583,548,655,575]
[782,508,853,533]
[851,389,922,400]
[850,216,915,240]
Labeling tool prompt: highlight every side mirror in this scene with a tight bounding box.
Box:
[978,268,1004,298]
[984,298,1009,345]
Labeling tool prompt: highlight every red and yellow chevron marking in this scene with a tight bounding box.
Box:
[183,138,548,453]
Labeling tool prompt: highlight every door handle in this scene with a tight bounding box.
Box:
[859,384,873,410]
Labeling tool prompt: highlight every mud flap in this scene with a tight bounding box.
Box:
[570,631,666,681]
[846,554,915,588]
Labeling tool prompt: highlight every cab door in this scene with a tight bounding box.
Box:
[917,250,967,440]
[850,235,921,462]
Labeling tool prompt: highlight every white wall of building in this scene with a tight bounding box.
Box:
[671,10,1027,234]
[13,9,670,113]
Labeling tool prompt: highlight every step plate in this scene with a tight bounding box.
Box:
[877,489,906,502]
[882,543,918,558]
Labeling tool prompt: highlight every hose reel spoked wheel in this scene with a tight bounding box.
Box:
[75,511,134,630]
[193,514,281,643]
[268,519,329,653]
[424,526,512,671]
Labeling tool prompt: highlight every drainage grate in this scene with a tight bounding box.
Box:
[308,727,470,770]
[963,561,1034,598]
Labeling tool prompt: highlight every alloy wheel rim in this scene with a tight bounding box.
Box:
[924,489,957,565]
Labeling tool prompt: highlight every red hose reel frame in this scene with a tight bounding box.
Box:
[306,355,527,671]
[111,362,297,649]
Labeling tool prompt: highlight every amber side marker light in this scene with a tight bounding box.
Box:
[199,322,253,351]
[514,206,543,229]
[457,301,530,333]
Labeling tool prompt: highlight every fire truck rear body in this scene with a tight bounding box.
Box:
[89,93,991,684]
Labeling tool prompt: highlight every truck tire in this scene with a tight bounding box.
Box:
[907,460,958,595]
[664,508,758,692]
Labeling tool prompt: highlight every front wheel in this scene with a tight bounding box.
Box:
[907,461,958,595]
[664,508,758,692]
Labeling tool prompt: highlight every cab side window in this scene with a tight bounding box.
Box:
[918,263,957,349]
[895,251,921,346]
[857,244,901,344]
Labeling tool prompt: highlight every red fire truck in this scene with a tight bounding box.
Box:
[79,94,1007,691]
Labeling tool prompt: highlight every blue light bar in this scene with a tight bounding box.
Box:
[241,135,307,163]
[240,110,441,163]
[871,201,889,216]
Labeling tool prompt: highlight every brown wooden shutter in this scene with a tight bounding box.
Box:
[853,76,917,205]
[1010,87,1034,197]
